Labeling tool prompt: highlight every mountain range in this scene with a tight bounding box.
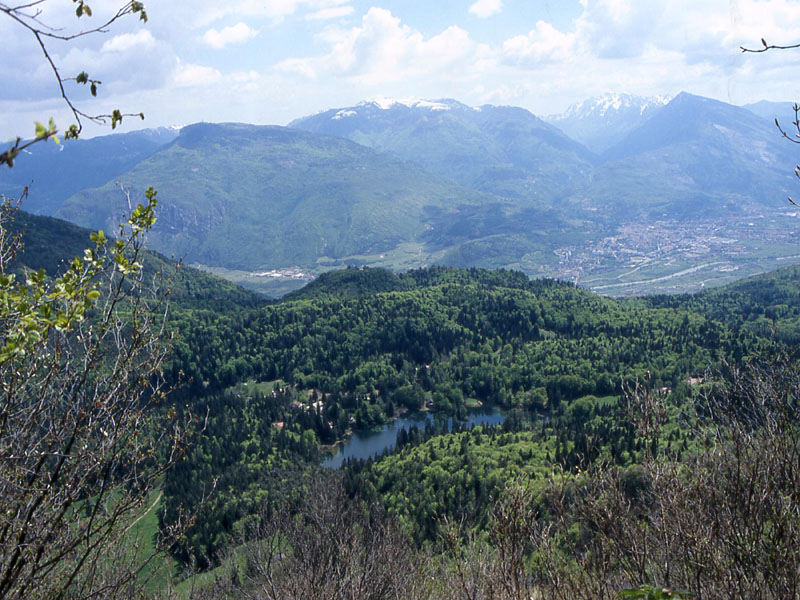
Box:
[544,92,670,152]
[56,123,568,282]
[290,98,594,202]
[582,92,796,218]
[4,92,799,297]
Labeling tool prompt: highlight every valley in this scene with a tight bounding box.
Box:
[191,209,800,298]
[552,209,800,294]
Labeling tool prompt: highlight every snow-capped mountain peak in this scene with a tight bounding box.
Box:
[544,93,672,152]
[361,96,470,112]
[553,93,671,121]
[293,98,480,126]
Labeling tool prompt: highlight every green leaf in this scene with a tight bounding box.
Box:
[47,117,59,143]
[34,121,46,138]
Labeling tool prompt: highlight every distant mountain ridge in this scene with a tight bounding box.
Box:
[593,92,796,214]
[741,100,795,121]
[556,93,671,119]
[545,92,670,152]
[56,122,570,279]
[0,127,178,215]
[290,97,596,203]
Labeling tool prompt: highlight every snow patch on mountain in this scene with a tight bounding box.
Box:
[332,109,357,120]
[364,96,456,111]
[550,93,671,122]
[543,93,672,153]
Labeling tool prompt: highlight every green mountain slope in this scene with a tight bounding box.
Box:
[0,127,177,216]
[53,123,586,296]
[6,209,266,311]
[639,263,800,343]
[56,123,525,271]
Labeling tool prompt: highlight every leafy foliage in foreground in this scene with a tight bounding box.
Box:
[0,193,195,599]
[6,210,267,312]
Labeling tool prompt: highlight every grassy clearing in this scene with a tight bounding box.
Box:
[228,379,287,398]
[121,489,178,597]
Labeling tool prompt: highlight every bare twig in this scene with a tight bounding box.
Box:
[741,38,800,53]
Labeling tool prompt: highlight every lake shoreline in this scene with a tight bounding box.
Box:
[321,405,505,469]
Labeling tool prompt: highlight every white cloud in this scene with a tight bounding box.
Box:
[486,0,800,112]
[469,0,503,19]
[166,0,352,28]
[7,0,800,137]
[503,21,575,64]
[173,63,223,88]
[202,23,259,49]
[566,0,800,64]
[57,30,175,95]
[101,30,156,53]
[276,8,486,85]
[574,0,665,59]
[306,6,354,20]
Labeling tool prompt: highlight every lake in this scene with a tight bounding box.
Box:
[322,406,505,469]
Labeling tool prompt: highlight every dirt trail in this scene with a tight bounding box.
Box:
[125,490,163,534]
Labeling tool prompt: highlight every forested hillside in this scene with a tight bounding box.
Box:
[7,210,267,311]
[158,264,799,600]
[166,266,754,403]
[639,264,800,342]
[5,209,799,598]
[156,264,781,567]
[4,0,800,597]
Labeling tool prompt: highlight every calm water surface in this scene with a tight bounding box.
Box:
[322,407,505,469]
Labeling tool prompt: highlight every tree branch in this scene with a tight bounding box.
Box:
[741,38,800,53]
[0,0,148,146]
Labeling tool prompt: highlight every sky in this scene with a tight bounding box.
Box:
[2,0,800,138]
